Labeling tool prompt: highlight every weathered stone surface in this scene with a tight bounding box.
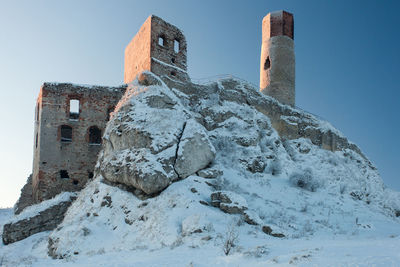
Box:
[14,174,34,215]
[197,167,223,179]
[101,148,175,195]
[245,156,266,173]
[2,194,76,245]
[100,80,217,195]
[243,210,263,226]
[262,225,285,238]
[175,120,216,178]
[210,191,248,214]
[99,84,187,194]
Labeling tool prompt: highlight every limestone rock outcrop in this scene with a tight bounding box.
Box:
[99,72,215,195]
[175,119,216,178]
[43,72,400,260]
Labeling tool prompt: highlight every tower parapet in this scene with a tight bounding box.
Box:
[260,10,295,106]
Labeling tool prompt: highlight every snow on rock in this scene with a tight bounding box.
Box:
[46,73,400,260]
[211,191,248,214]
[99,72,215,194]
[7,192,76,224]
[243,210,263,225]
[197,167,223,179]
[3,72,400,265]
[175,119,216,178]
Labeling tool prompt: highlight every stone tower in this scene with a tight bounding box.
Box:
[124,15,189,84]
[31,83,125,203]
[260,10,295,106]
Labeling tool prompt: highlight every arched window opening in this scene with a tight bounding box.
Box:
[72,179,79,185]
[89,126,102,145]
[174,39,180,53]
[264,56,271,70]
[69,99,80,120]
[60,125,72,142]
[170,71,177,77]
[59,170,69,179]
[35,133,38,148]
[158,35,166,47]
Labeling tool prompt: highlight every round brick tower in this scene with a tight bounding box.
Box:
[260,10,295,107]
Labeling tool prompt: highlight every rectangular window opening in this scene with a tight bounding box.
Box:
[69,99,80,120]
[61,125,72,142]
[158,36,165,47]
[174,40,180,53]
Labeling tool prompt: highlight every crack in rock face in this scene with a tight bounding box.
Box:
[174,119,216,179]
[100,76,215,195]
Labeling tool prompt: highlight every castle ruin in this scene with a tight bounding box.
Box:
[18,11,296,212]
[124,15,189,84]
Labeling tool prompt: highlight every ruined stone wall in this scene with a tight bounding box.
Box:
[32,83,126,202]
[260,11,295,107]
[124,16,152,84]
[149,15,189,82]
[14,175,34,215]
[3,194,76,245]
[124,15,189,84]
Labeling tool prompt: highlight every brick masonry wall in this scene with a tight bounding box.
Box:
[124,16,152,84]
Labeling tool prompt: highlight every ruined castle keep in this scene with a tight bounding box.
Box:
[22,11,296,210]
[260,11,295,106]
[32,84,126,203]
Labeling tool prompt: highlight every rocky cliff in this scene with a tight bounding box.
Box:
[41,72,399,258]
[2,72,400,265]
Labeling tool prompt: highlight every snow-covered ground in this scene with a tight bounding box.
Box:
[2,160,399,266]
[1,202,399,266]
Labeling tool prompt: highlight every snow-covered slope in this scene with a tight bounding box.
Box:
[1,73,399,266]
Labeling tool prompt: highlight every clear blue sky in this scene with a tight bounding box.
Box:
[0,0,399,207]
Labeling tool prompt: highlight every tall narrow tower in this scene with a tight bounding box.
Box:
[260,11,295,106]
